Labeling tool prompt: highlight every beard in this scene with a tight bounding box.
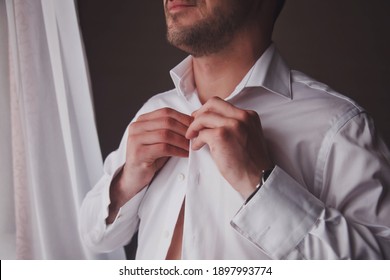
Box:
[166,1,252,57]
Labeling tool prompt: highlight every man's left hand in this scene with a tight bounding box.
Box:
[186,97,273,199]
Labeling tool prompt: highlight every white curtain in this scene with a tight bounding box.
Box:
[0,0,125,259]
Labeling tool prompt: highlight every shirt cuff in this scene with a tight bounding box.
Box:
[92,165,147,243]
[231,166,324,259]
[105,187,147,234]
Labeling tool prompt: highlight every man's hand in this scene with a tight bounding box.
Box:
[186,97,273,199]
[107,108,192,224]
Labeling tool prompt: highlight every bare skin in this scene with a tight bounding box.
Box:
[107,0,277,259]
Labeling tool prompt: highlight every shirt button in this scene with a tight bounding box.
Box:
[178,173,185,181]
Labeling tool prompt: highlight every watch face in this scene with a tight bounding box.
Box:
[262,167,274,184]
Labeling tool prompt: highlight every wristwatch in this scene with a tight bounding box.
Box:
[261,167,274,186]
[245,166,275,204]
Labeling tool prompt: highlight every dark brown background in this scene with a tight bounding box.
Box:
[77,0,390,258]
[78,0,390,158]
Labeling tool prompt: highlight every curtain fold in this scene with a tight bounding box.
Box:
[1,0,125,259]
[0,0,16,260]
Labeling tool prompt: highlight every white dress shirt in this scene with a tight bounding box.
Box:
[79,44,390,259]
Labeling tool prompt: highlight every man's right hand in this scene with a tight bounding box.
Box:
[106,108,192,224]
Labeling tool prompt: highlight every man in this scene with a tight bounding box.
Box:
[80,0,390,259]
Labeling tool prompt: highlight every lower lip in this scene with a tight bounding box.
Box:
[169,5,194,13]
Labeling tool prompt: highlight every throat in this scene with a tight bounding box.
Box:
[193,56,255,104]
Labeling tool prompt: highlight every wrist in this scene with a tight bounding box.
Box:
[244,165,275,204]
[110,167,139,208]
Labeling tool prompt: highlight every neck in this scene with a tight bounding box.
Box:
[192,27,271,104]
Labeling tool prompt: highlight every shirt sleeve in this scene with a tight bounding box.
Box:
[79,128,146,253]
[231,112,390,259]
[78,99,163,253]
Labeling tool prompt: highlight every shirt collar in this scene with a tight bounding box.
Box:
[170,56,196,100]
[169,43,292,101]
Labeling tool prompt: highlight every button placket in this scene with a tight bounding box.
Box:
[163,230,170,239]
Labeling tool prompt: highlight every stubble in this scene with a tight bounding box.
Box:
[166,1,252,57]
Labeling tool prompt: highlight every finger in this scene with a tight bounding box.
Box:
[137,107,192,127]
[186,111,238,139]
[191,109,199,117]
[133,129,190,151]
[192,96,245,120]
[143,143,189,159]
[130,117,190,136]
[191,129,212,151]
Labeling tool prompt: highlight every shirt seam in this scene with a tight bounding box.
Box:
[294,78,363,111]
[314,107,366,199]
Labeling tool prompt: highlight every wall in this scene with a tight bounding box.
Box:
[78,1,186,159]
[78,0,390,158]
[274,0,390,147]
